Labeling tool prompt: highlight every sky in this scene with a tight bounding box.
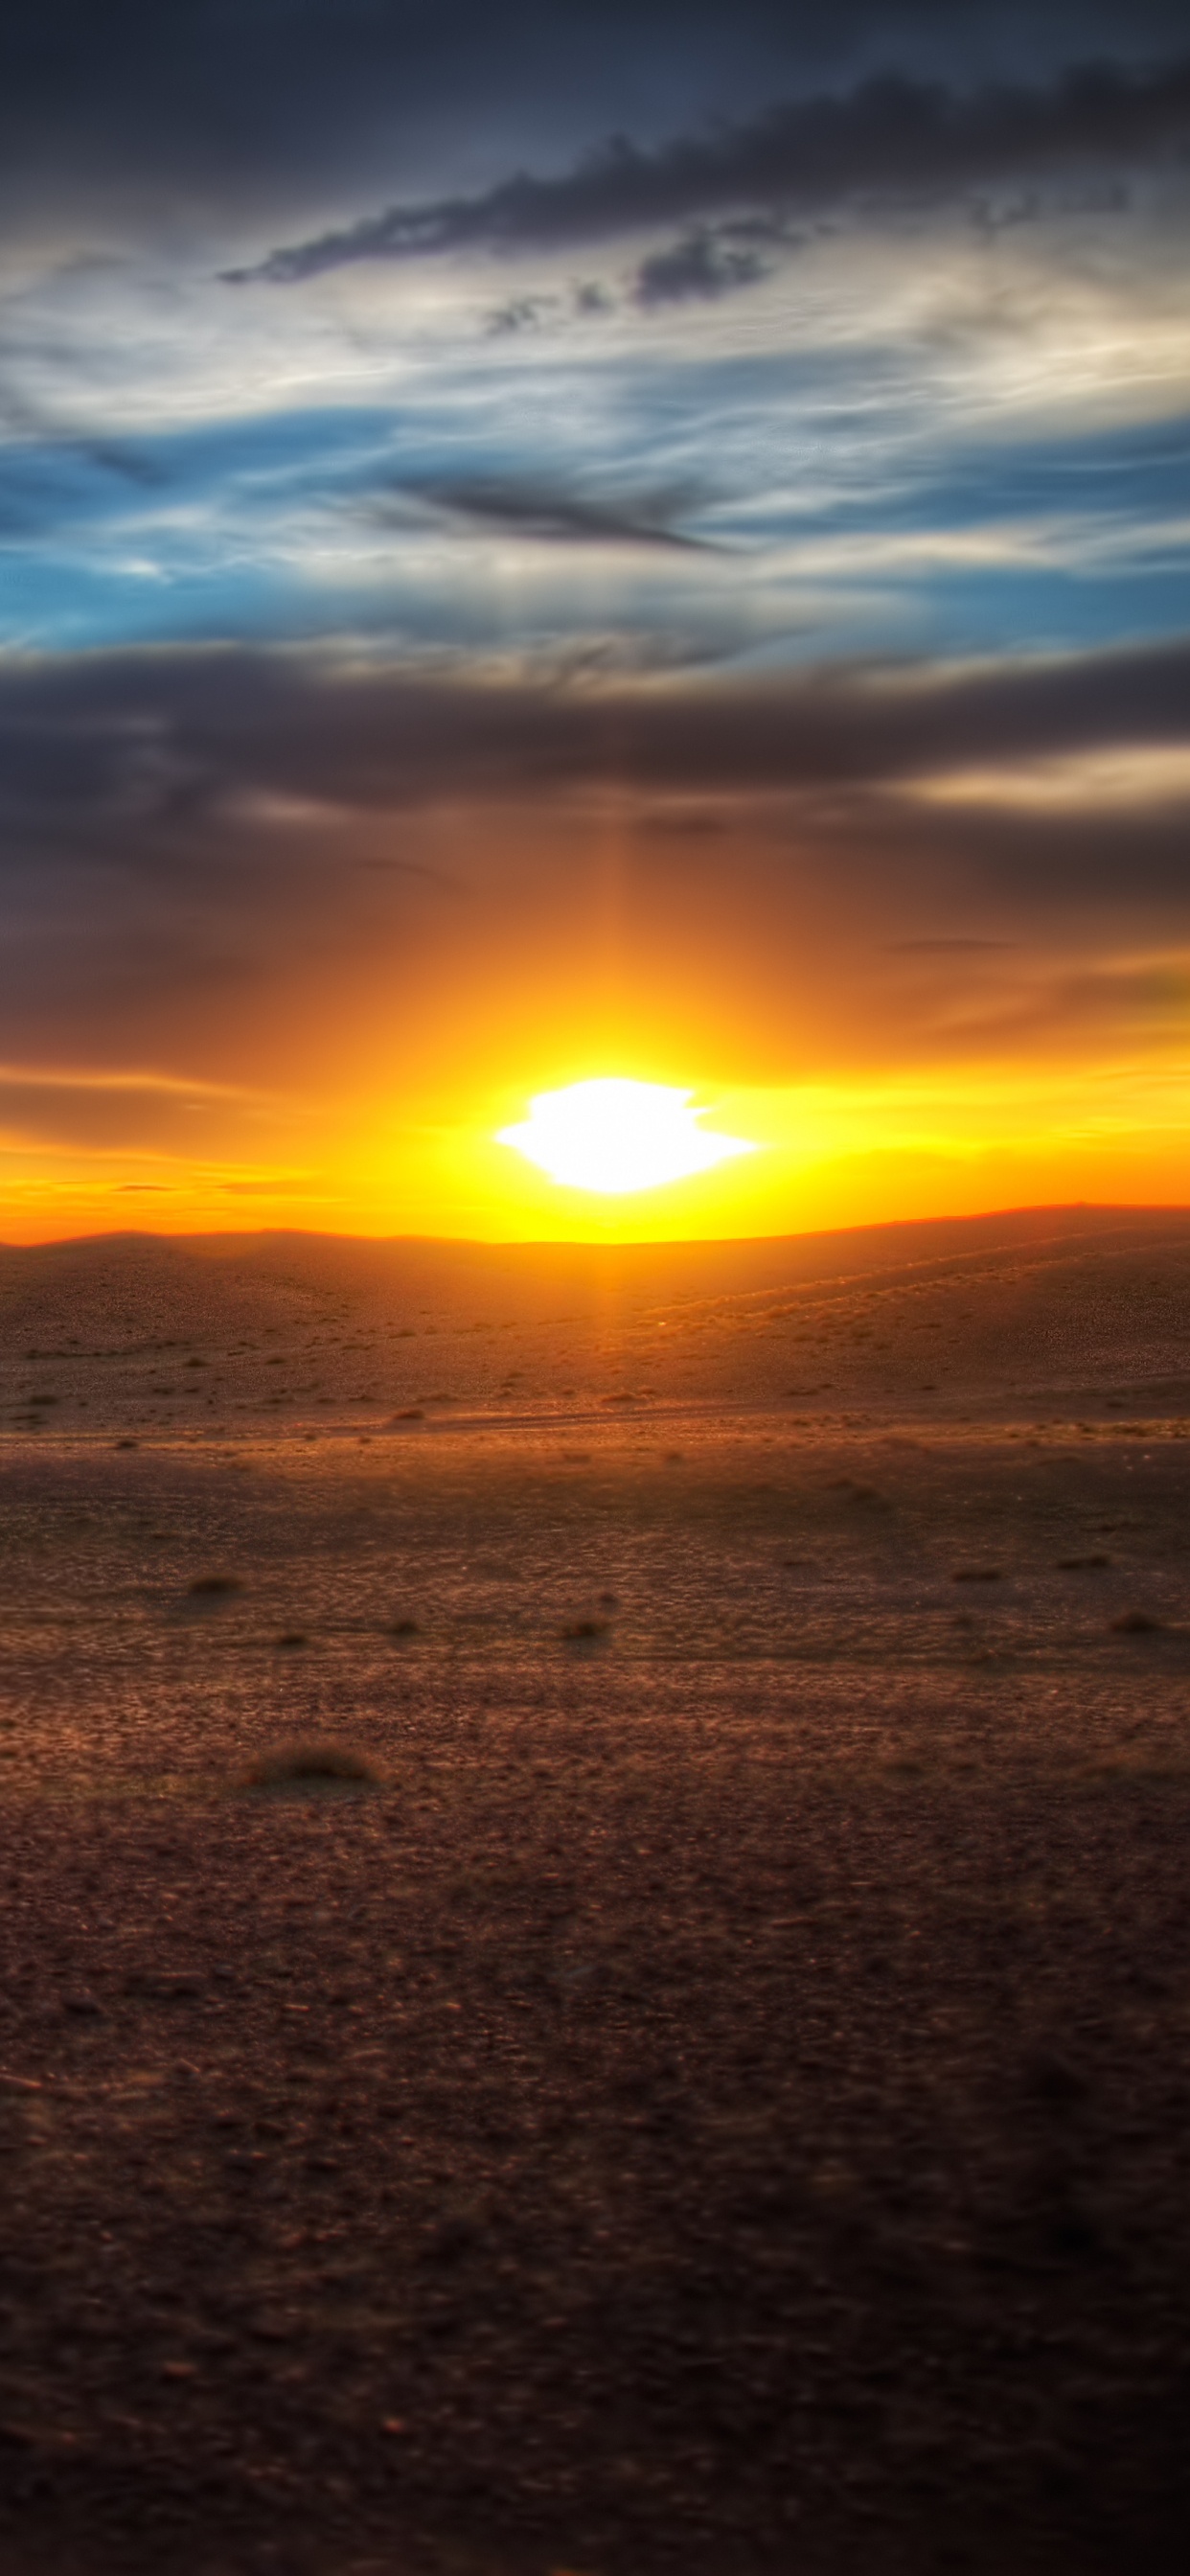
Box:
[2,0,1189,1242]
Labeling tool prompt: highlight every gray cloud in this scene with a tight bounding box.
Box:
[230,55,1190,284]
[633,225,775,306]
[484,295,558,334]
[2,632,1188,836]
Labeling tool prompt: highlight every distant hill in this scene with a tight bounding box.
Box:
[4,1207,1190,1434]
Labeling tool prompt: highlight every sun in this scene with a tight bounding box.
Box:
[495,1077,757,1196]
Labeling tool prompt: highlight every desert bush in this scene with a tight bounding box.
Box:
[241,1741,379,1788]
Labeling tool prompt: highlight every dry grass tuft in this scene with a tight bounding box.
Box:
[241,1740,379,1789]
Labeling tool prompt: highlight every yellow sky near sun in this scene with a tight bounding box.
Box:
[4,1050,1190,1244]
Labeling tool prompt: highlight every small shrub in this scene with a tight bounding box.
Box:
[242,1741,378,1789]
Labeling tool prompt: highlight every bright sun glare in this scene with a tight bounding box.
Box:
[495,1078,758,1196]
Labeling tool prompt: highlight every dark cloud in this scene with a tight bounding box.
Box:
[633,226,775,307]
[484,295,557,334]
[232,55,1190,283]
[2,632,1187,833]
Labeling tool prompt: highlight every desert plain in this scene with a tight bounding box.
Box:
[2,1204,1190,2576]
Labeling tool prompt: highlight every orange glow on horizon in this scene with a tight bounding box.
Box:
[3,1047,1190,1246]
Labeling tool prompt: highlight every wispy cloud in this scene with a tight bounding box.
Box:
[904,744,1190,809]
[382,473,718,550]
[0,1063,265,1097]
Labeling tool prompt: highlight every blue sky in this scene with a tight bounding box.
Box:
[5,343,1190,663]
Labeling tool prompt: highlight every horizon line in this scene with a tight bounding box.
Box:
[4,1200,1190,1260]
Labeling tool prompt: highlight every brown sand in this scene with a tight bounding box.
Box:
[3,1207,1190,2574]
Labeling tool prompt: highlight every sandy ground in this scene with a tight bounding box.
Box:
[2,1208,1190,2574]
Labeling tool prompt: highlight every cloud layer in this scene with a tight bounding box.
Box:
[4,632,1189,821]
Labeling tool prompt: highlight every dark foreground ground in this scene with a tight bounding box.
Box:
[3,1208,1190,2575]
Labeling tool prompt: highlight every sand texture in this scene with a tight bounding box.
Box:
[2,1207,1190,2574]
